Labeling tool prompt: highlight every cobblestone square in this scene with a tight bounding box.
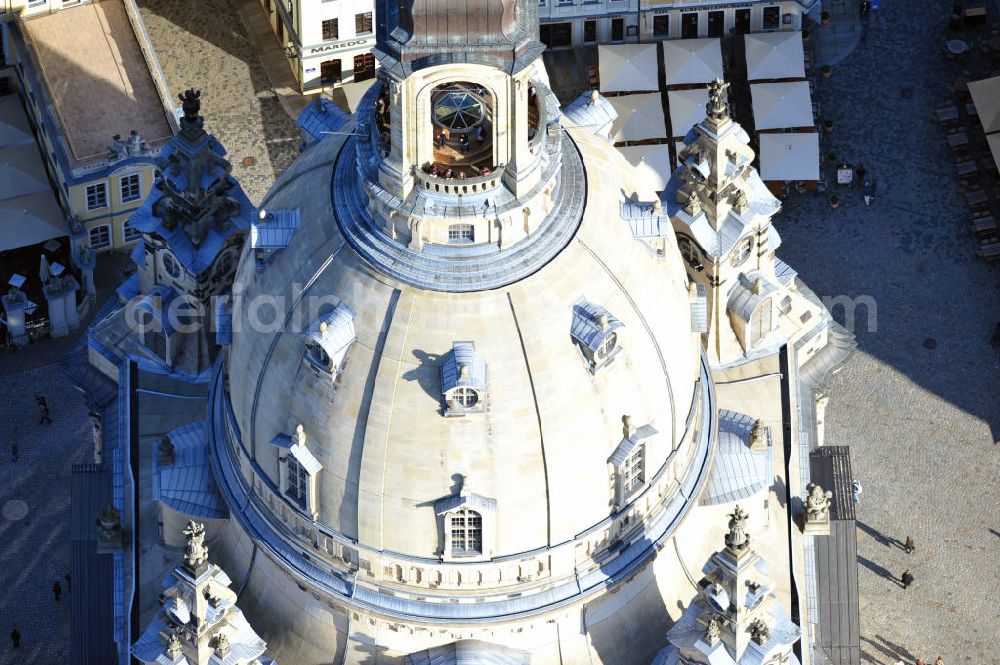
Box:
[0,364,93,664]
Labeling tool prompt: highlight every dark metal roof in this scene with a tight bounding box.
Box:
[809,447,861,665]
[70,464,118,665]
[376,0,544,75]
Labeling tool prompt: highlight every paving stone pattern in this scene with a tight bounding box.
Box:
[138,0,301,204]
[0,364,93,664]
[777,3,1000,664]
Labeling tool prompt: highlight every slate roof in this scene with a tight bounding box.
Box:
[570,299,623,353]
[440,341,487,394]
[691,283,708,333]
[700,409,772,506]
[135,285,180,336]
[130,239,147,267]
[269,431,323,475]
[434,492,498,516]
[70,463,117,665]
[153,421,227,519]
[773,257,797,287]
[562,90,618,137]
[609,424,658,467]
[127,140,253,276]
[302,303,357,372]
[251,209,301,250]
[296,97,350,144]
[727,272,780,324]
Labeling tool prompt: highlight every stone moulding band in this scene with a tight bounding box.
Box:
[207,353,717,622]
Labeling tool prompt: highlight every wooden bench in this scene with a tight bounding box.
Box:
[973,215,997,235]
[948,131,970,147]
[965,189,990,207]
[978,240,1000,260]
[956,159,978,176]
[935,106,960,123]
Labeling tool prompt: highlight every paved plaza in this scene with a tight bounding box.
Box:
[0,364,93,663]
[137,0,301,203]
[779,2,1000,663]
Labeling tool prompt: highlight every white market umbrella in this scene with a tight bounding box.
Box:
[662,38,724,86]
[744,31,806,81]
[751,81,814,130]
[617,144,673,192]
[758,132,820,181]
[39,253,51,283]
[608,93,668,143]
[667,88,710,138]
[987,134,1000,171]
[599,43,660,93]
[968,75,1000,133]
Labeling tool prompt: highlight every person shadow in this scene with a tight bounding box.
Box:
[856,521,907,551]
[858,556,904,587]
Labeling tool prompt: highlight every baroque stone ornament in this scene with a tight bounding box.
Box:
[725,504,750,554]
[182,520,209,574]
[704,617,721,645]
[749,418,767,451]
[706,78,731,122]
[165,631,182,658]
[749,617,770,645]
[805,483,833,521]
[213,631,231,656]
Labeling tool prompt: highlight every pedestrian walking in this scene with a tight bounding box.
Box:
[36,395,52,424]
[10,626,20,648]
[461,133,470,154]
[435,130,442,149]
[476,125,484,145]
[904,535,915,554]
[855,164,866,186]
[934,658,944,665]
[871,0,880,21]
[917,658,928,665]
[64,572,72,592]
[851,480,863,505]
[11,441,17,462]
[901,569,914,588]
[53,580,62,602]
[863,180,874,206]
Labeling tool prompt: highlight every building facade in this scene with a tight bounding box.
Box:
[257,0,378,92]
[539,0,818,48]
[1,0,175,254]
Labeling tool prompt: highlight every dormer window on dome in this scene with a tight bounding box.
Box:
[302,304,357,377]
[609,416,657,508]
[434,486,497,562]
[570,299,624,374]
[270,424,322,518]
[440,341,487,416]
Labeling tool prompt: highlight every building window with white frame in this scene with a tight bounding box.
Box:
[86,183,108,210]
[89,225,111,250]
[120,173,141,203]
[448,507,483,556]
[355,11,372,34]
[122,220,142,243]
[322,18,339,40]
[286,455,308,508]
[622,446,644,497]
[448,224,474,244]
[609,417,656,508]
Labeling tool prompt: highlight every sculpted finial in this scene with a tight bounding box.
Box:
[706,79,731,122]
[725,504,750,554]
[806,483,833,522]
[705,617,721,645]
[622,415,636,440]
[182,521,208,573]
[165,632,182,658]
[749,617,770,645]
[685,190,702,216]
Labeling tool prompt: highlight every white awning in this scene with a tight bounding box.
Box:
[0,192,68,251]
[598,43,660,93]
[662,38,724,86]
[750,81,814,130]
[744,31,806,81]
[0,143,53,201]
[617,144,673,192]
[667,88,710,138]
[988,134,1000,171]
[608,93,667,143]
[969,75,1000,133]
[758,132,820,181]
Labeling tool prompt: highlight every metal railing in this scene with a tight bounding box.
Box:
[414,166,505,195]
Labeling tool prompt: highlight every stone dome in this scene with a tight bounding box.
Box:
[222,121,704,562]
